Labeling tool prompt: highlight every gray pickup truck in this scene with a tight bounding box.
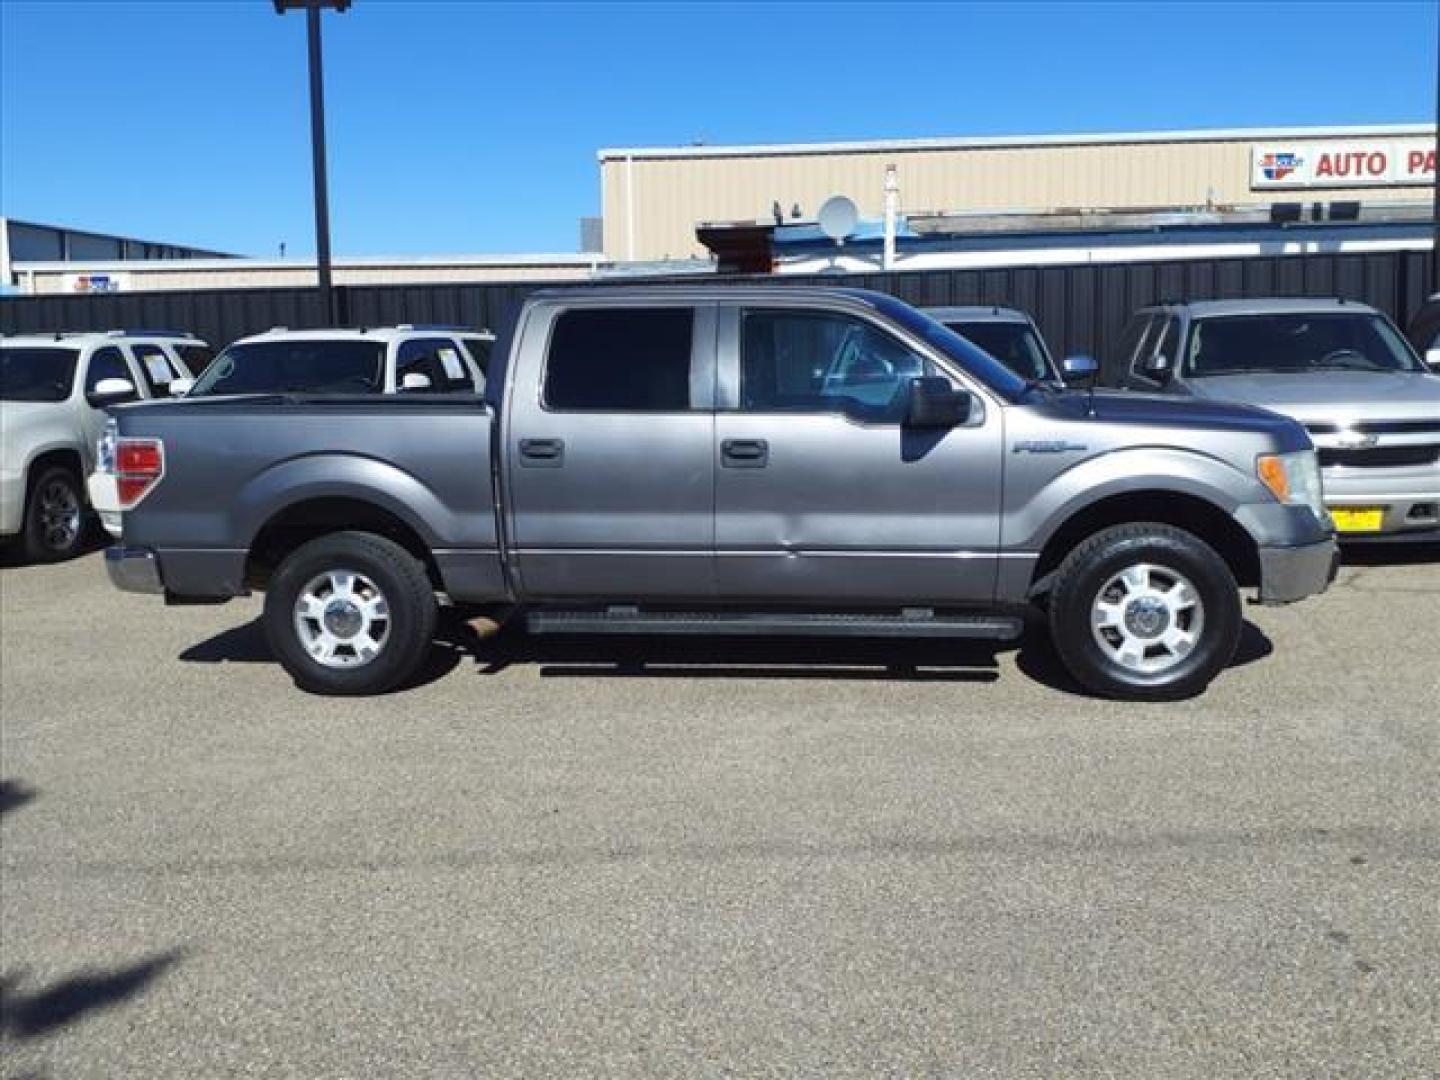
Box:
[100,286,1337,700]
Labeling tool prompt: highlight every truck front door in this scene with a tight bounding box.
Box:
[713,304,1004,604]
[503,302,716,600]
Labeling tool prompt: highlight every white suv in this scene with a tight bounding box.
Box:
[179,324,492,397]
[1,330,209,561]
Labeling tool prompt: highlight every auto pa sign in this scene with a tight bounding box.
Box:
[1251,139,1436,189]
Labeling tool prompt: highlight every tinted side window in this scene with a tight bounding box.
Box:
[544,308,693,412]
[85,346,131,391]
[130,343,179,396]
[175,344,215,375]
[460,336,492,372]
[740,309,933,422]
[1131,317,1178,383]
[1108,315,1152,385]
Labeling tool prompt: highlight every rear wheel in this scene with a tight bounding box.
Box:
[263,531,436,695]
[1048,523,1241,700]
[22,464,86,563]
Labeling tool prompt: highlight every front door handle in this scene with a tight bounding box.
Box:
[519,437,565,468]
[721,438,768,468]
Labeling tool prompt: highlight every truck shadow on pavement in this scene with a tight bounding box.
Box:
[0,781,186,1044]
[179,613,1275,697]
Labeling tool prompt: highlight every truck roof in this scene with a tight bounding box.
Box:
[1142,298,1382,318]
[921,305,1033,325]
[527,284,896,306]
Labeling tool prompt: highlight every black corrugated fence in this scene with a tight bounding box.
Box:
[2,249,1431,364]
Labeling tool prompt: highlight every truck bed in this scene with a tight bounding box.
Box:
[111,394,506,602]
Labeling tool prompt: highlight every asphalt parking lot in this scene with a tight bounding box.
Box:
[1,546,1437,1079]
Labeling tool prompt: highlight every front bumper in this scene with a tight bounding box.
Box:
[1257,537,1340,605]
[105,545,165,595]
[1322,465,1440,537]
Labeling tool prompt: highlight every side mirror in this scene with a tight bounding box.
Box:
[1143,352,1173,382]
[168,377,195,397]
[1426,346,1440,374]
[1062,354,1098,385]
[905,377,973,428]
[87,377,137,408]
[400,372,432,392]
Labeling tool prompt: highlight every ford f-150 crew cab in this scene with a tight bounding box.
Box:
[99,287,1337,700]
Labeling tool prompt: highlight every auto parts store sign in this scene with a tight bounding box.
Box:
[1251,139,1435,189]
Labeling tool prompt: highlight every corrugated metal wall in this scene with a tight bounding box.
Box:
[2,250,1432,364]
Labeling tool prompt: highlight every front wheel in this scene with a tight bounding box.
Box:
[1048,523,1242,701]
[263,531,437,695]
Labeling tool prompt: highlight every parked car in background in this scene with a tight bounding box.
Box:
[1104,298,1440,541]
[101,287,1335,701]
[176,324,489,398]
[89,325,494,539]
[1,330,204,561]
[1406,292,1440,373]
[921,306,1064,384]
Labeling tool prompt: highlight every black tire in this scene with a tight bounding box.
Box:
[263,531,437,696]
[1048,522,1241,701]
[22,464,87,563]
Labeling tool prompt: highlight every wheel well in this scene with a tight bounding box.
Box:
[245,498,441,590]
[27,447,84,489]
[1032,491,1261,593]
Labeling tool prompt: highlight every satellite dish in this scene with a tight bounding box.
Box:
[817,195,858,245]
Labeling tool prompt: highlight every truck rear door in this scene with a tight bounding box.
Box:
[502,301,717,600]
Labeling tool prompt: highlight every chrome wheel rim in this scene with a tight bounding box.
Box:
[38,479,81,551]
[1090,562,1204,675]
[293,569,391,669]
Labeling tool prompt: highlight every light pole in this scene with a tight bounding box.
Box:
[273,0,350,324]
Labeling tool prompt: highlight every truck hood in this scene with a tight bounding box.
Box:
[1047,387,1303,435]
[1186,371,1440,425]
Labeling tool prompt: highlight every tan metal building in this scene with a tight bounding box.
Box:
[599,123,1437,262]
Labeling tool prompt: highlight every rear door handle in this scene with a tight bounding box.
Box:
[721,438,768,468]
[519,437,565,467]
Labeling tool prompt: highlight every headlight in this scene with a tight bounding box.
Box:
[1257,450,1326,520]
[96,418,118,474]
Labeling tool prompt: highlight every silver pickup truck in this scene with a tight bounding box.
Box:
[100,286,1337,700]
[1107,299,1440,541]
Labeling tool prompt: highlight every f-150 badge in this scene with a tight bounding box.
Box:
[1013,440,1088,454]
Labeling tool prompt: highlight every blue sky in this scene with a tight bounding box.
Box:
[1,0,1435,257]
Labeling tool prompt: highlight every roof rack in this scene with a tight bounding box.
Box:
[109,328,198,338]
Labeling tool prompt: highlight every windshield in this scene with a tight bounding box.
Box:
[1,347,79,403]
[945,321,1053,381]
[1186,313,1426,377]
[189,339,387,396]
[867,295,1029,400]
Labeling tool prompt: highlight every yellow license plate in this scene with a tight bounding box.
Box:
[1330,507,1386,533]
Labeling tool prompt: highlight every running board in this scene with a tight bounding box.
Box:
[525,608,1024,640]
